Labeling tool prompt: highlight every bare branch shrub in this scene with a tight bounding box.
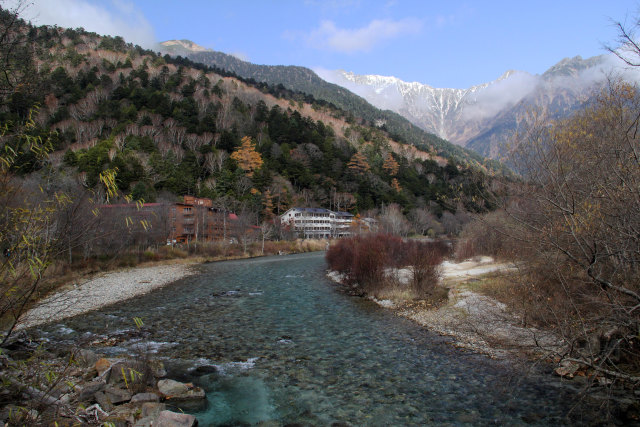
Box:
[489,80,640,389]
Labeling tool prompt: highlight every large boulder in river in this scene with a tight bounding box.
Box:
[157,379,206,411]
[154,410,197,427]
[157,379,205,400]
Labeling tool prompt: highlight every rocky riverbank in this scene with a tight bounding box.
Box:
[18,263,197,329]
[0,339,204,425]
[330,256,560,359]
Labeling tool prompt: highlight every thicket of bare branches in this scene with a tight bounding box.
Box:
[460,79,640,400]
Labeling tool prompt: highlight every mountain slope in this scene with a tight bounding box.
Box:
[319,56,612,159]
[0,16,492,216]
[162,43,502,171]
[319,70,520,144]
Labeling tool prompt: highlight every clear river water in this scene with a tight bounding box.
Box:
[38,252,590,426]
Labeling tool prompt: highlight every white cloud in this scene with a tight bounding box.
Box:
[230,52,249,62]
[307,18,422,53]
[315,67,405,110]
[462,71,540,121]
[11,0,156,48]
[462,53,640,122]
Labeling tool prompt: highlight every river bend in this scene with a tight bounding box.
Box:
[39,252,583,425]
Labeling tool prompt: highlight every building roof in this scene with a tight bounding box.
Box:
[290,207,333,214]
[99,203,163,208]
[334,211,354,217]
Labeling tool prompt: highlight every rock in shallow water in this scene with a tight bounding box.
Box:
[154,410,197,427]
[157,378,206,400]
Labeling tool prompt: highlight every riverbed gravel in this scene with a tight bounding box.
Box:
[329,257,561,358]
[18,263,196,329]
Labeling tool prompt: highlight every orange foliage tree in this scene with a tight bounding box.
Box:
[347,152,370,175]
[231,136,263,177]
[382,154,399,176]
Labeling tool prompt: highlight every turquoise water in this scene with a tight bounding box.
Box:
[40,252,587,425]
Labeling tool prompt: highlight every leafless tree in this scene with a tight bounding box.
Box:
[233,204,257,254]
[476,79,640,396]
[379,203,410,236]
[0,0,36,105]
[408,207,439,236]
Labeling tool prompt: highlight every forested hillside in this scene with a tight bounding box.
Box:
[173,47,505,173]
[1,10,491,221]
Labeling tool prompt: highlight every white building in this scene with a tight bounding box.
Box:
[280,207,354,238]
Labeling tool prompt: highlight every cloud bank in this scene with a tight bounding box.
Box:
[307,18,422,53]
[462,71,540,121]
[315,67,406,111]
[11,0,156,48]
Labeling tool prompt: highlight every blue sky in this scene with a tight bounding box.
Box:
[16,0,640,88]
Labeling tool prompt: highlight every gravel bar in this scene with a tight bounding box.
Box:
[18,264,196,329]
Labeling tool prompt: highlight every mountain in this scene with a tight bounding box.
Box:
[167,41,503,172]
[0,15,493,217]
[159,39,212,56]
[317,70,518,145]
[319,56,612,159]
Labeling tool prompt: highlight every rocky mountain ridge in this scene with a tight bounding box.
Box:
[324,69,519,143]
[160,38,615,160]
[320,56,612,158]
[159,40,504,171]
[159,39,212,56]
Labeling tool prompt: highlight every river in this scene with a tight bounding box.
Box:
[38,252,586,425]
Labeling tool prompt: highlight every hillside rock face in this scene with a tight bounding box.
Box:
[159,39,212,56]
[319,55,613,158]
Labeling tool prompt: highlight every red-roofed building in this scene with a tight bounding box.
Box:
[99,196,240,246]
[169,196,236,244]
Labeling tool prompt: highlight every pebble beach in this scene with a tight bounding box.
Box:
[18,263,196,329]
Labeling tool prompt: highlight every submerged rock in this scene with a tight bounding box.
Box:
[191,364,218,375]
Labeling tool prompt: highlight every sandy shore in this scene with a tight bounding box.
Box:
[18,263,197,329]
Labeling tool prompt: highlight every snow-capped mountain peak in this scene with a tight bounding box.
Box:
[318,68,526,143]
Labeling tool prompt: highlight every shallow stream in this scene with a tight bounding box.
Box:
[38,252,587,425]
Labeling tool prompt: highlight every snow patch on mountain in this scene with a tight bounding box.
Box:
[316,68,536,144]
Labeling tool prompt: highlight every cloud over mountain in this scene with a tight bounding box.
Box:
[11,0,156,48]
